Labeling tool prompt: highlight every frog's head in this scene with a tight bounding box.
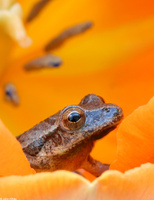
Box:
[59,94,123,141]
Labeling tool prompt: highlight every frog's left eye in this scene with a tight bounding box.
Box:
[61,107,86,130]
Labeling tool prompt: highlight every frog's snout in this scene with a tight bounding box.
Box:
[114,106,123,122]
[103,104,123,123]
[85,104,123,141]
[116,106,123,118]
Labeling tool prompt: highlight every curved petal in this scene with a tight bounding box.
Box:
[1,0,154,178]
[10,13,154,74]
[110,97,154,172]
[88,163,154,200]
[0,119,35,176]
[12,0,106,60]
[0,163,153,199]
[0,171,89,199]
[15,0,154,59]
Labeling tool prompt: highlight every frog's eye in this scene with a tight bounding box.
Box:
[68,111,81,122]
[61,107,86,130]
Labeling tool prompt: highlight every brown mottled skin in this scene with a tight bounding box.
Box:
[17,94,123,177]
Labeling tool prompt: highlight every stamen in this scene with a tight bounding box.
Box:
[45,21,93,51]
[27,0,50,22]
[4,83,20,106]
[24,54,62,70]
[0,2,32,47]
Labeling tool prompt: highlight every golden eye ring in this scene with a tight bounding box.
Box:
[60,106,86,131]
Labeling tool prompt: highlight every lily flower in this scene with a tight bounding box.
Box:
[0,96,154,199]
[0,0,154,198]
[0,0,154,167]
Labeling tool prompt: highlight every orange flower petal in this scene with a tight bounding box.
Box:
[1,0,154,181]
[0,171,89,199]
[110,97,154,172]
[0,163,153,199]
[10,15,154,75]
[88,163,154,199]
[0,119,35,176]
[12,0,105,60]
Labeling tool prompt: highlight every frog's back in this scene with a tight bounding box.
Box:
[16,113,59,156]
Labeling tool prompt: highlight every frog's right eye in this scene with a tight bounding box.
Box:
[68,111,81,122]
[61,107,85,131]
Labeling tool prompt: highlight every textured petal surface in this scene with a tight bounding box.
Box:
[0,171,89,200]
[111,97,154,172]
[0,0,154,181]
[0,119,35,176]
[88,163,154,200]
[0,163,153,199]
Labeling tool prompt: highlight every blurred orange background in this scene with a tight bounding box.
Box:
[0,0,154,171]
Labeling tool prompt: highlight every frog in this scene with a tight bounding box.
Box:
[17,94,123,177]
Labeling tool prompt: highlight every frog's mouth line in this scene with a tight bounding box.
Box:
[91,125,117,141]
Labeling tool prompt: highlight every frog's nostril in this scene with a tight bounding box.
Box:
[104,105,123,119]
[104,107,110,113]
